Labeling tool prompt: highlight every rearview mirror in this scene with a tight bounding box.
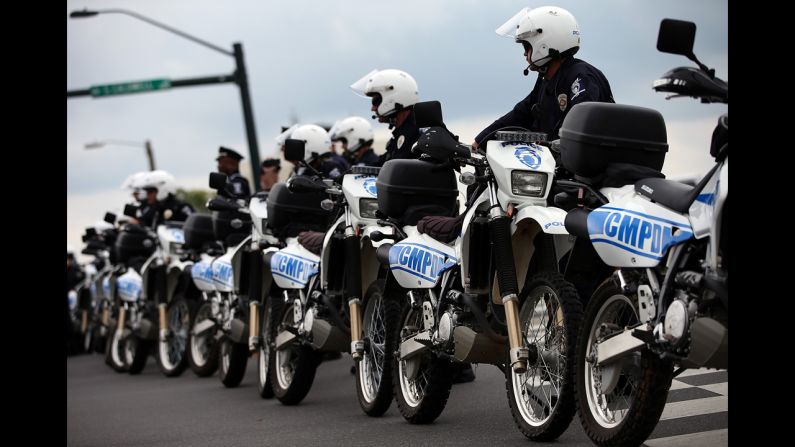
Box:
[284,139,306,162]
[209,172,228,191]
[123,204,139,218]
[657,19,696,57]
[414,101,444,128]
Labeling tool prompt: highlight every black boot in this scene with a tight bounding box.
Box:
[451,362,475,384]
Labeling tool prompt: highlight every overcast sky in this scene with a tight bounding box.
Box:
[66,0,728,258]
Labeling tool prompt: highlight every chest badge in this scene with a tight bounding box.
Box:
[558,93,568,111]
[397,135,405,149]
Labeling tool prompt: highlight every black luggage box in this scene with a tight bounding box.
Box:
[183,213,215,250]
[266,182,332,238]
[559,102,669,178]
[376,159,458,226]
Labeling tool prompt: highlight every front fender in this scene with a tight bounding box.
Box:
[513,206,569,234]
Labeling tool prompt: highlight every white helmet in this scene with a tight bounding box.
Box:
[329,116,374,152]
[289,124,332,161]
[496,6,580,68]
[350,69,419,118]
[140,170,177,201]
[121,171,148,201]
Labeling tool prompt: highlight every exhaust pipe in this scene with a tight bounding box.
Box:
[310,319,349,352]
[683,317,728,369]
[452,326,507,364]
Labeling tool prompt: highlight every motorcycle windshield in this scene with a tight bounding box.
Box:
[350,69,380,98]
[495,7,531,39]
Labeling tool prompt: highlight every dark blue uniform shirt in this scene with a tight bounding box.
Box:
[475,57,614,143]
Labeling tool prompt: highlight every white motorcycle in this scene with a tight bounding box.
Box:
[185,173,280,390]
[265,142,396,415]
[374,102,583,441]
[560,19,728,446]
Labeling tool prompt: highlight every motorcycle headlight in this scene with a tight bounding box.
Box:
[511,170,547,197]
[359,198,379,219]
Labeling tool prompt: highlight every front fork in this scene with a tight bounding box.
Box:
[115,303,128,338]
[248,247,265,352]
[343,208,366,360]
[487,180,528,373]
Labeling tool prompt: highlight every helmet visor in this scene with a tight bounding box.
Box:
[496,7,531,39]
[350,69,380,97]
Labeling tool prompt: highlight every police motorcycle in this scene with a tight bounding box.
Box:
[184,173,279,389]
[76,220,116,354]
[264,140,398,415]
[555,19,728,446]
[368,102,582,440]
[108,191,195,376]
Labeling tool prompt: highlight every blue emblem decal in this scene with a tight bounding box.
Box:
[514,145,542,169]
[363,178,378,197]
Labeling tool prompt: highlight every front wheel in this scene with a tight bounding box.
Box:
[506,272,583,441]
[269,295,319,405]
[188,301,219,377]
[576,277,673,446]
[105,320,128,373]
[355,280,402,417]
[157,297,195,377]
[393,299,453,424]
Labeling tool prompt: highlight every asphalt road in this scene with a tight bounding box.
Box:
[67,352,727,446]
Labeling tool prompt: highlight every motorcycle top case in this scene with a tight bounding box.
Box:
[559,102,668,179]
[183,213,215,250]
[114,224,156,264]
[266,182,332,238]
[376,159,458,226]
[213,209,252,247]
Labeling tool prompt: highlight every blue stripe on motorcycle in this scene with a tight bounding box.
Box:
[590,238,663,260]
[599,206,691,228]
[271,270,310,285]
[389,265,439,283]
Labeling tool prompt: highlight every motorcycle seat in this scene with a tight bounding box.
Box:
[417,214,465,244]
[297,231,325,255]
[634,178,696,214]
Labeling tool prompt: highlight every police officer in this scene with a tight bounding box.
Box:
[350,69,421,166]
[138,170,195,227]
[473,6,614,149]
[284,124,349,180]
[216,146,251,199]
[330,116,379,167]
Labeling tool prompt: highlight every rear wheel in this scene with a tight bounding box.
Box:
[576,277,673,446]
[219,336,249,387]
